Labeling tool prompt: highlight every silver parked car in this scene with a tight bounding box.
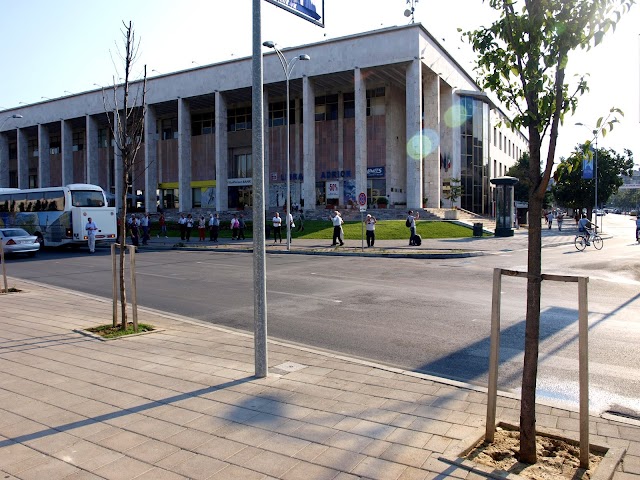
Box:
[0,228,41,257]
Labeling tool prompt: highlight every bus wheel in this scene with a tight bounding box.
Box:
[36,233,44,247]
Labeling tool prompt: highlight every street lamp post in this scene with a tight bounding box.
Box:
[0,114,23,131]
[576,122,599,230]
[262,41,310,251]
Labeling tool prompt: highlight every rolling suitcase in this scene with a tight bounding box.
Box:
[412,234,422,246]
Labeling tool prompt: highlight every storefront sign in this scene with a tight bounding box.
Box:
[326,181,340,199]
[279,172,304,181]
[320,170,351,179]
[265,0,325,28]
[228,178,252,186]
[367,166,385,178]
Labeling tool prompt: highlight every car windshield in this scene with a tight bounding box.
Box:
[70,190,105,207]
[1,229,30,237]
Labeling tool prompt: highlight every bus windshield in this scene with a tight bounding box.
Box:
[71,190,105,207]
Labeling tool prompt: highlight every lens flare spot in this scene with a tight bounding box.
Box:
[444,104,467,128]
[406,129,440,159]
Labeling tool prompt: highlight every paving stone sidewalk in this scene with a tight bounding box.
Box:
[1,280,638,479]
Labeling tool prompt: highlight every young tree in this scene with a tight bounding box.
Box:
[465,0,634,464]
[102,21,147,331]
[553,145,634,214]
[444,178,462,208]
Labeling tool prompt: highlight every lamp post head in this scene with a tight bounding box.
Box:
[262,41,276,49]
[298,54,311,61]
[11,114,23,119]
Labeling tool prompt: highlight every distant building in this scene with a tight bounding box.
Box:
[0,24,527,215]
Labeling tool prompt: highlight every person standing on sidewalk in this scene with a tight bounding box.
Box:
[329,210,344,246]
[208,213,219,241]
[85,217,98,253]
[231,214,240,240]
[272,212,282,243]
[178,214,187,241]
[140,213,150,245]
[185,214,194,242]
[198,215,206,241]
[407,210,419,246]
[365,214,377,247]
[158,213,167,238]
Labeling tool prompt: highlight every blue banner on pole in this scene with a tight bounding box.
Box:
[582,158,594,179]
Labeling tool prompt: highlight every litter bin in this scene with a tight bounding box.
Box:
[473,222,483,237]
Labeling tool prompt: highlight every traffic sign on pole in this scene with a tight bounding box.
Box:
[358,192,367,206]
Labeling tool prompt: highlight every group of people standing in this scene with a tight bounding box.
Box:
[126,212,152,246]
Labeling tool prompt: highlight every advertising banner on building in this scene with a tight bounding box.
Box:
[326,181,340,199]
[265,0,325,27]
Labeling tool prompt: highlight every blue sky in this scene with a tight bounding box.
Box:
[1,0,638,166]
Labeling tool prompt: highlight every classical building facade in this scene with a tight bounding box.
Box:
[0,24,527,215]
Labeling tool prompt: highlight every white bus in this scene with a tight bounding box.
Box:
[0,184,117,248]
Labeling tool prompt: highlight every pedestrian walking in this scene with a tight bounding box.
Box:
[272,212,282,243]
[231,214,240,240]
[546,211,554,230]
[238,214,246,240]
[329,210,344,246]
[557,212,564,231]
[130,215,140,246]
[185,214,194,242]
[285,211,294,243]
[296,210,305,232]
[198,215,206,241]
[85,217,98,253]
[365,214,377,247]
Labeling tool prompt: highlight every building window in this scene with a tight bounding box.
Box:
[269,101,286,127]
[49,135,60,155]
[192,188,201,208]
[315,94,338,121]
[228,106,252,132]
[192,112,215,136]
[493,127,497,147]
[229,153,252,178]
[343,92,355,119]
[161,118,178,140]
[28,139,38,158]
[72,131,84,151]
[98,128,108,148]
[366,87,385,116]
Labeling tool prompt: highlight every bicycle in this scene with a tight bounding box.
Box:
[574,227,603,251]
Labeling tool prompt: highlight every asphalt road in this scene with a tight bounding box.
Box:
[4,213,639,418]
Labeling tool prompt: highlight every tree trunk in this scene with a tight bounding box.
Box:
[519,133,544,464]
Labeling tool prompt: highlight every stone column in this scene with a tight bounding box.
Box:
[113,113,123,212]
[294,97,302,205]
[215,91,228,212]
[354,68,367,205]
[424,71,441,209]
[0,133,8,187]
[405,59,423,210]
[61,120,73,186]
[86,115,98,186]
[144,104,158,213]
[302,75,315,211]
[17,128,29,189]
[337,92,344,175]
[385,84,405,204]
[178,98,192,212]
[38,124,51,188]
[440,86,454,207]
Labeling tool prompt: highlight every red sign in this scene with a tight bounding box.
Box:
[358,192,367,206]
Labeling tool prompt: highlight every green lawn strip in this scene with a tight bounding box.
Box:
[87,323,155,338]
[297,220,475,240]
[151,219,483,240]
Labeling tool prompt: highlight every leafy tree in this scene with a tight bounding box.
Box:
[609,186,640,211]
[506,152,532,202]
[444,178,462,208]
[464,0,634,465]
[101,21,147,331]
[553,145,634,215]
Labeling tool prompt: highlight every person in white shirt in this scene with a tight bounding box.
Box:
[546,211,554,230]
[285,211,294,243]
[178,214,187,241]
[407,210,419,246]
[140,213,150,245]
[272,212,282,243]
[329,210,344,246]
[85,217,98,253]
[365,214,377,247]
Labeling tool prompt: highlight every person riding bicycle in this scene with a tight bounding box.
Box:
[578,213,594,245]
